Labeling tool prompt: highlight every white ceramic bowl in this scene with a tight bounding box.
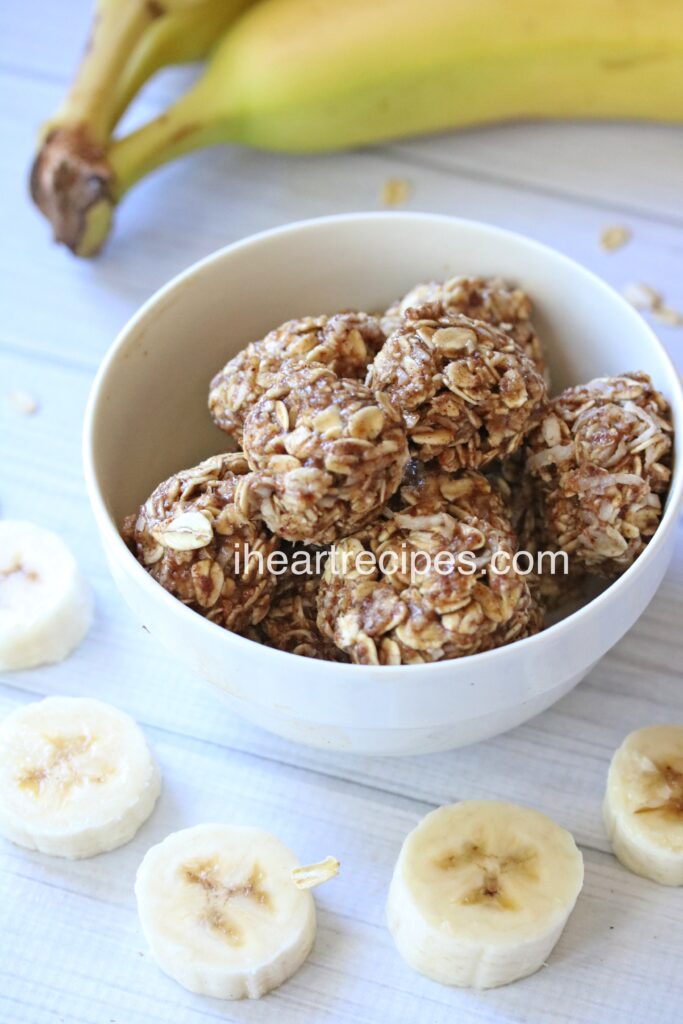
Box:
[84,213,683,756]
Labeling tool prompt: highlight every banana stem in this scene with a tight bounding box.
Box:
[29,0,164,256]
[56,0,161,142]
[109,95,227,197]
[109,26,181,129]
[109,0,252,127]
[29,0,250,256]
[28,90,226,257]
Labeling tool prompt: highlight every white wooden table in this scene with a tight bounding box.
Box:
[2,4,683,1022]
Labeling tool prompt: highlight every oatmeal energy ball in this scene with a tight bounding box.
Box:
[486,453,588,610]
[368,305,547,472]
[396,460,516,542]
[122,453,279,632]
[243,361,409,545]
[395,457,574,613]
[317,502,541,666]
[526,372,673,577]
[382,274,547,380]
[256,558,347,661]
[485,453,539,555]
[209,312,385,442]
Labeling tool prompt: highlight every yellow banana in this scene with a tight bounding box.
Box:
[43,0,163,145]
[30,0,256,253]
[111,0,256,126]
[34,0,683,256]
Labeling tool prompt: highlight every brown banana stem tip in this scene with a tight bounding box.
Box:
[29,125,115,258]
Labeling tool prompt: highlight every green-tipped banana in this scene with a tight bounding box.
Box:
[30,0,256,256]
[35,0,683,256]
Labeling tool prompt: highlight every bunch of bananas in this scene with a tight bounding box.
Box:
[31,0,683,257]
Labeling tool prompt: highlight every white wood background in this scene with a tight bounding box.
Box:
[2,4,683,1023]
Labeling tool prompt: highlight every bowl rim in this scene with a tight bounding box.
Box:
[83,210,683,677]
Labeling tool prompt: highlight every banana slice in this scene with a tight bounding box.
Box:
[0,521,93,671]
[387,800,584,989]
[135,824,318,999]
[0,697,160,858]
[604,724,683,885]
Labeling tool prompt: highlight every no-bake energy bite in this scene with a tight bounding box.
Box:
[123,453,279,631]
[123,271,675,664]
[485,453,539,554]
[242,361,409,544]
[316,503,541,666]
[486,452,589,610]
[367,306,547,471]
[395,460,516,542]
[209,312,385,442]
[526,372,673,576]
[382,275,547,380]
[256,559,348,661]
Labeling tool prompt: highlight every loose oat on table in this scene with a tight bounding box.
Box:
[526,372,673,577]
[209,312,385,442]
[122,453,279,632]
[316,503,542,666]
[381,276,547,379]
[600,226,631,252]
[8,388,39,415]
[291,856,340,889]
[621,282,663,311]
[242,361,409,544]
[368,305,547,472]
[380,177,412,207]
[621,282,682,328]
[652,304,683,327]
[254,554,347,661]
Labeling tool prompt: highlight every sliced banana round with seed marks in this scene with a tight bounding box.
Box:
[0,697,160,858]
[604,724,683,886]
[0,520,93,671]
[387,800,584,990]
[135,824,318,999]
